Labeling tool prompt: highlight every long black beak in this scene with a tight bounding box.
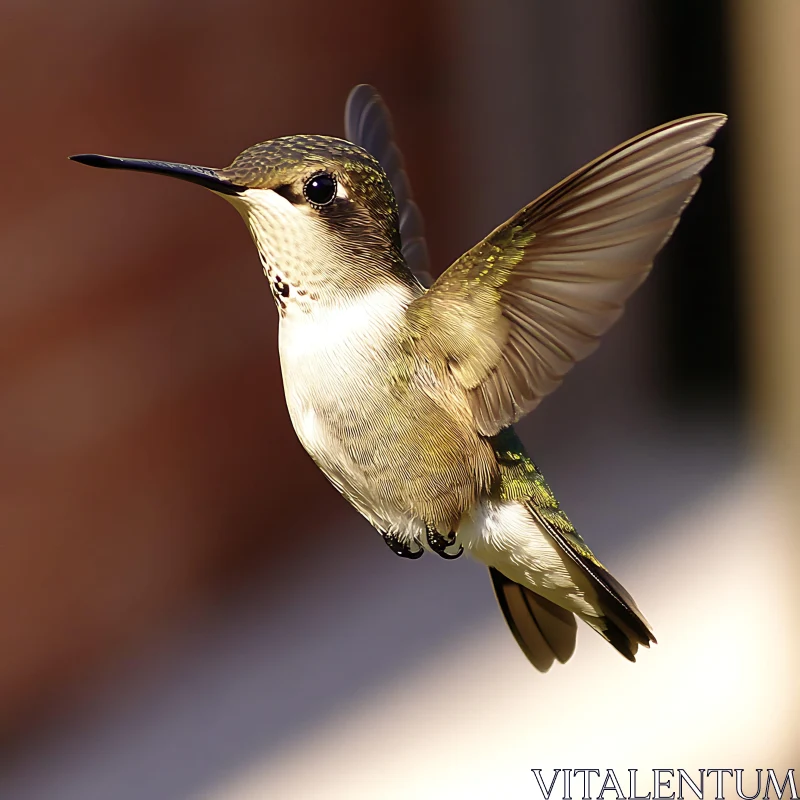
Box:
[69,154,245,195]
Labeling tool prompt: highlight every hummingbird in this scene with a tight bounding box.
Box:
[71,85,726,671]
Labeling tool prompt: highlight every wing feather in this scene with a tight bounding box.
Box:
[408,114,726,435]
[344,84,433,287]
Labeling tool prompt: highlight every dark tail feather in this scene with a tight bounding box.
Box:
[546,531,657,661]
[589,559,657,659]
[489,567,578,672]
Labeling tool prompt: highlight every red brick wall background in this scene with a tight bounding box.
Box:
[0,0,448,739]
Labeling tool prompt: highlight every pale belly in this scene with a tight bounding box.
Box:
[276,295,495,543]
[284,377,596,614]
[289,397,427,539]
[280,330,425,538]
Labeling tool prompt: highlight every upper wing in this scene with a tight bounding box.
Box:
[344,84,433,288]
[407,114,727,435]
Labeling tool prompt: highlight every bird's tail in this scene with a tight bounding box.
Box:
[489,566,577,672]
[486,516,656,670]
[544,523,657,662]
[472,427,656,669]
[488,554,655,671]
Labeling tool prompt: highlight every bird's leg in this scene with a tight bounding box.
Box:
[426,525,463,560]
[381,530,424,560]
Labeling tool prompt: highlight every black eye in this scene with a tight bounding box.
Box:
[303,172,337,207]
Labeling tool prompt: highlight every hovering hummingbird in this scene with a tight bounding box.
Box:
[71,85,725,671]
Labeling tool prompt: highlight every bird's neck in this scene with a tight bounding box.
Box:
[276,276,418,388]
[262,243,422,319]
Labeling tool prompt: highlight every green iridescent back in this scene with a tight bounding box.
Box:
[490,427,604,567]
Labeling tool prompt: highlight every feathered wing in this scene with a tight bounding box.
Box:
[407,114,727,435]
[344,84,433,288]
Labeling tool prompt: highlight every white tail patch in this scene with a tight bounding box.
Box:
[459,497,597,617]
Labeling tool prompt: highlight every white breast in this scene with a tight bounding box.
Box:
[278,283,412,457]
[284,281,410,347]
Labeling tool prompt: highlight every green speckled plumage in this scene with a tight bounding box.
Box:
[491,426,603,567]
[224,135,390,189]
[221,136,404,251]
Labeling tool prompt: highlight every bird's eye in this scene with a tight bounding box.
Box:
[303,172,337,207]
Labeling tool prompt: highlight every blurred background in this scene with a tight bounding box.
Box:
[1,0,798,797]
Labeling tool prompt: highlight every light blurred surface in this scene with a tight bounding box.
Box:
[2,0,798,796]
[0,419,755,799]
[204,465,796,800]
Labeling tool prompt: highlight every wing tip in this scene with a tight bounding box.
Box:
[663,113,727,153]
[344,83,381,111]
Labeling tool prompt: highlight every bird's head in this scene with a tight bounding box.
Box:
[71,135,416,306]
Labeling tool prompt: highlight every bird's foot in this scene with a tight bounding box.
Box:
[382,530,424,560]
[426,526,463,560]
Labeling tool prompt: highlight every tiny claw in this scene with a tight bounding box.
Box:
[426,527,463,560]
[382,530,424,560]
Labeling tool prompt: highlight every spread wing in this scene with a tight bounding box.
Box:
[344,84,433,288]
[407,114,727,436]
